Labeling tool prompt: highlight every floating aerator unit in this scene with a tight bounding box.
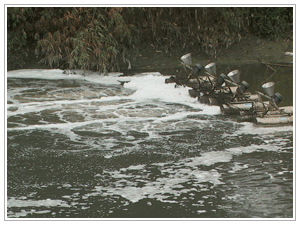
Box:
[236,80,250,94]
[164,52,292,126]
[262,82,275,97]
[192,63,203,76]
[215,73,227,87]
[180,53,192,66]
[273,93,284,105]
[261,82,284,106]
[205,62,217,76]
[227,69,241,83]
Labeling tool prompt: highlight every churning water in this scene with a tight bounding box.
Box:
[6,69,293,219]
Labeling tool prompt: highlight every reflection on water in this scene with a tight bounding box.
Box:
[6,67,293,218]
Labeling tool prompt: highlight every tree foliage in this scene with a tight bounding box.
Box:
[33,7,134,73]
[7,7,293,72]
[249,7,293,40]
[7,7,34,70]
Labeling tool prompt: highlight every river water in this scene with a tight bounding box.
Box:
[6,64,294,219]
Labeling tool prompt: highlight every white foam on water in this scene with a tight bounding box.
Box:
[6,197,71,218]
[7,70,221,138]
[236,122,293,135]
[7,69,128,85]
[86,166,222,204]
[228,162,249,173]
[184,151,233,167]
[7,197,70,208]
[124,74,220,115]
[7,95,129,118]
[83,142,279,204]
[226,144,281,156]
[8,70,292,161]
[7,70,220,119]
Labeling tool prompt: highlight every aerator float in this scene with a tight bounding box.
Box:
[165,53,293,126]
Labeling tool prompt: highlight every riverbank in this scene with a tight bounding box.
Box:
[128,35,293,75]
[21,35,293,76]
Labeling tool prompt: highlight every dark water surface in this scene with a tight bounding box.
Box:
[6,62,293,219]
